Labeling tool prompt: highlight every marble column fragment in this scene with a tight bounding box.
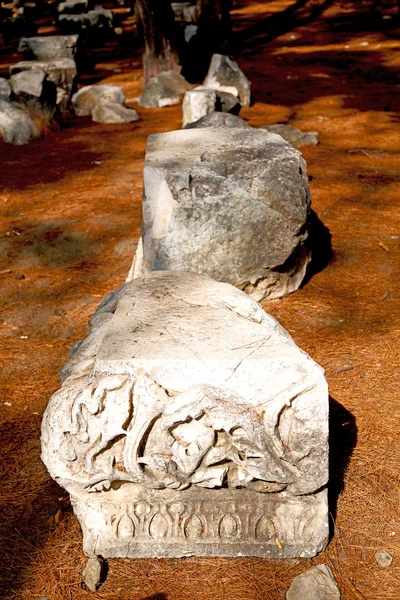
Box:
[42,271,329,559]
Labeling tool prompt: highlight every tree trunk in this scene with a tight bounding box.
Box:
[182,0,231,81]
[135,0,182,84]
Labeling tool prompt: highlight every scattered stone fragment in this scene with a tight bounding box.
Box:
[58,7,114,35]
[92,102,139,123]
[286,565,341,600]
[131,127,312,301]
[375,549,393,567]
[18,35,79,60]
[82,556,104,592]
[182,88,241,126]
[182,88,217,126]
[0,78,11,101]
[139,70,191,108]
[42,270,329,559]
[58,0,92,14]
[260,123,319,148]
[203,53,251,107]
[10,68,47,98]
[10,59,77,110]
[183,111,251,129]
[0,99,40,145]
[171,1,197,22]
[72,84,125,116]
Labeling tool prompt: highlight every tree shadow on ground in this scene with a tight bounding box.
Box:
[0,415,63,598]
[141,595,168,600]
[328,396,358,535]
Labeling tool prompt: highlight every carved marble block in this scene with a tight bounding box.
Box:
[42,271,329,559]
[130,128,312,301]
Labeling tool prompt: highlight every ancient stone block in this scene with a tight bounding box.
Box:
[182,88,241,126]
[139,71,191,108]
[183,111,251,129]
[41,271,329,559]
[10,59,77,109]
[91,102,139,124]
[72,84,126,118]
[203,54,251,107]
[131,128,312,301]
[0,78,12,101]
[18,34,79,60]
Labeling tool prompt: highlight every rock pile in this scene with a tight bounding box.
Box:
[72,84,139,123]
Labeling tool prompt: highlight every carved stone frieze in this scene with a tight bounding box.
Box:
[41,271,329,558]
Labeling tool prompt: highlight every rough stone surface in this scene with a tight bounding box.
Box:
[82,557,103,592]
[261,123,319,148]
[72,84,125,116]
[131,128,312,301]
[18,35,79,60]
[375,549,393,567]
[139,71,191,108]
[0,99,40,145]
[10,59,77,109]
[203,54,251,107]
[0,78,12,101]
[58,0,91,14]
[10,68,47,98]
[58,7,113,34]
[41,271,329,559]
[286,565,341,600]
[92,102,139,123]
[182,88,217,126]
[183,111,251,129]
[171,1,197,22]
[182,88,241,126]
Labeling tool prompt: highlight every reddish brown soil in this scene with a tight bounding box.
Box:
[1,0,400,598]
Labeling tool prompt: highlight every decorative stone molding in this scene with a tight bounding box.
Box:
[42,271,329,558]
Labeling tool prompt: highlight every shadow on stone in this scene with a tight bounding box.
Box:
[328,396,357,535]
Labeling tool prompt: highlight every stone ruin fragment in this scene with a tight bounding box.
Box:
[130,127,312,301]
[42,271,329,559]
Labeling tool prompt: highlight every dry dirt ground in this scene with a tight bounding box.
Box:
[0,0,400,598]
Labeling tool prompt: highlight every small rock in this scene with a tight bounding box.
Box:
[0,99,41,145]
[183,111,251,129]
[286,565,341,600]
[260,123,318,148]
[375,549,393,567]
[139,70,191,108]
[182,88,217,126]
[92,102,139,123]
[72,84,125,116]
[203,53,251,107]
[82,556,104,592]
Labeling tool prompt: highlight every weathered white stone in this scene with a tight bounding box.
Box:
[92,102,139,123]
[0,99,40,145]
[10,59,77,109]
[139,71,191,108]
[261,123,319,148]
[203,54,251,107]
[58,0,91,14]
[182,88,241,126]
[72,84,125,116]
[82,556,103,592]
[42,271,329,559]
[18,35,79,60]
[10,68,47,98]
[0,78,12,101]
[58,7,113,34]
[183,111,251,129]
[182,88,217,126]
[286,565,341,600]
[171,2,197,22]
[131,128,312,301]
